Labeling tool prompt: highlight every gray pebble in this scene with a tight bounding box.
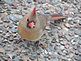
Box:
[74,29,81,36]
[78,39,81,45]
[78,48,81,53]
[30,52,37,60]
[52,0,61,5]
[9,14,17,21]
[74,55,81,61]
[0,8,4,13]
[8,14,23,22]
[10,26,17,33]
[0,0,5,4]
[64,23,70,28]
[42,0,46,3]
[13,57,20,61]
[64,34,72,41]
[60,45,65,50]
[27,0,32,3]
[0,30,3,34]
[79,20,81,25]
[0,20,3,24]
[4,0,15,4]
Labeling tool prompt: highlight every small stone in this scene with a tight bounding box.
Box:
[62,25,69,31]
[7,53,13,59]
[64,34,72,41]
[69,53,74,58]
[63,50,67,54]
[0,48,5,53]
[75,50,79,55]
[67,17,72,21]
[45,25,51,30]
[12,33,17,37]
[0,20,3,24]
[41,0,46,3]
[74,29,81,35]
[0,8,4,13]
[0,30,3,33]
[0,0,5,4]
[9,14,17,21]
[65,44,70,49]
[73,20,79,24]
[51,57,59,61]
[30,52,37,60]
[37,56,45,61]
[10,26,17,33]
[69,20,74,25]
[67,18,74,25]
[57,26,62,30]
[13,57,19,61]
[14,15,23,21]
[5,33,10,37]
[43,44,48,49]
[52,0,61,5]
[4,0,15,4]
[68,31,74,36]
[19,59,23,61]
[60,45,65,50]
[27,0,32,3]
[78,33,81,37]
[9,36,13,41]
[3,23,9,28]
[71,38,77,45]
[3,39,8,42]
[64,23,70,28]
[9,14,23,22]
[78,40,81,45]
[78,48,81,53]
[11,3,18,9]
[44,50,48,54]
[39,41,48,49]
[15,22,19,26]
[74,55,81,61]
[3,18,10,23]
[79,20,81,25]
[2,31,6,35]
[67,58,71,61]
[59,38,64,41]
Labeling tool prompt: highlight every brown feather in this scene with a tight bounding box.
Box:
[32,7,36,16]
[51,14,66,20]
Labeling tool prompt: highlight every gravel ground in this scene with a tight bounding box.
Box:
[0,0,81,61]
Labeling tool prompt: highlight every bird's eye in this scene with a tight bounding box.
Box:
[27,19,29,22]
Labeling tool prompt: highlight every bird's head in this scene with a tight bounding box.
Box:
[26,7,36,29]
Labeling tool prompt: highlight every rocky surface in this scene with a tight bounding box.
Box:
[0,0,81,61]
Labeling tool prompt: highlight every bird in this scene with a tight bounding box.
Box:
[18,0,66,41]
[18,7,47,41]
[18,6,66,41]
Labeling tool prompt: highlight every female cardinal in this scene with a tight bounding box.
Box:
[18,7,47,41]
[18,7,65,41]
